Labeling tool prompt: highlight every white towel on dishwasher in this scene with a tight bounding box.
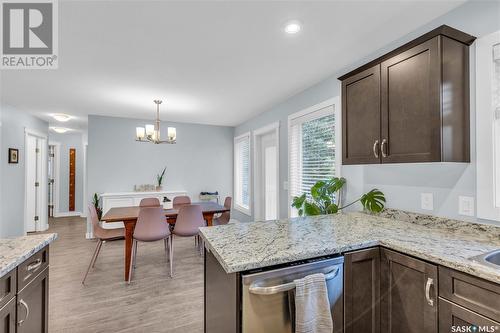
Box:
[293,273,333,333]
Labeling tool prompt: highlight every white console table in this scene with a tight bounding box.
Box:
[100,190,187,229]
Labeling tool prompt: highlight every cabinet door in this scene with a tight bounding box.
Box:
[381,37,441,163]
[381,249,438,333]
[342,65,381,164]
[344,248,380,333]
[0,298,16,333]
[439,298,500,333]
[17,268,48,333]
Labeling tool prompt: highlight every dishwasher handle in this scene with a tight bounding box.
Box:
[248,266,340,295]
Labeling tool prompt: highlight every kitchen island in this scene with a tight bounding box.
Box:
[0,233,57,333]
[199,210,500,333]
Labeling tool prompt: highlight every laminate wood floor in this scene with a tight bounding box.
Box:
[46,216,204,333]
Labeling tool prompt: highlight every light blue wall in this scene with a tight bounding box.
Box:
[0,105,48,237]
[234,0,500,225]
[49,132,84,214]
[87,115,234,231]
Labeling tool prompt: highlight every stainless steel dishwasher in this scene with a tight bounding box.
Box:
[241,256,344,333]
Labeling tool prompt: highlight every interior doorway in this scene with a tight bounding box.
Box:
[48,142,60,217]
[253,122,280,221]
[25,129,48,233]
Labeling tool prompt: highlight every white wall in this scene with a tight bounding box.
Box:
[49,131,85,214]
[234,0,500,226]
[0,105,48,237]
[87,115,234,230]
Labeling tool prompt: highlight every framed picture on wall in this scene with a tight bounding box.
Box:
[8,148,19,164]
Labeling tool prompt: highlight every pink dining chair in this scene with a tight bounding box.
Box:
[139,197,161,207]
[129,207,172,283]
[82,204,125,285]
[172,195,191,209]
[213,197,232,226]
[170,204,206,275]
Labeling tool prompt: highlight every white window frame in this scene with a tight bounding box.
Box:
[234,132,251,215]
[477,30,500,221]
[253,122,280,220]
[287,97,341,217]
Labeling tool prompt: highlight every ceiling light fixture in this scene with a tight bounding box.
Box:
[52,114,71,122]
[135,100,176,144]
[284,21,302,34]
[51,127,69,134]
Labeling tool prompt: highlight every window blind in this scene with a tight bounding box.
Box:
[493,43,500,207]
[289,106,335,216]
[234,133,250,213]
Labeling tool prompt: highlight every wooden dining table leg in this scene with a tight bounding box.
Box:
[123,219,136,281]
[204,213,214,227]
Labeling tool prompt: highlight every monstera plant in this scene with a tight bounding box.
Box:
[291,177,385,216]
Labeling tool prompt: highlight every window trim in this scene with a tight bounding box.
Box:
[287,97,341,217]
[476,30,500,221]
[234,131,251,215]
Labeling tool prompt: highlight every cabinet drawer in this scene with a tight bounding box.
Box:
[439,266,500,322]
[17,246,49,292]
[0,270,16,310]
[439,298,500,333]
[0,297,16,333]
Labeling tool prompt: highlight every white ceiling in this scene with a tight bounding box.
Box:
[1,0,465,130]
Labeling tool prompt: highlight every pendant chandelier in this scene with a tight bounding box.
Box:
[135,100,176,144]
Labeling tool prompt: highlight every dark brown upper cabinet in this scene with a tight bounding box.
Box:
[340,25,475,165]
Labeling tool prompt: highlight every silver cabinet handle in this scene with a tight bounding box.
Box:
[27,258,42,271]
[373,140,380,158]
[381,139,388,158]
[425,277,434,307]
[249,267,340,295]
[17,299,29,326]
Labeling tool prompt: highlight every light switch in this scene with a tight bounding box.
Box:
[459,196,475,216]
[421,193,434,211]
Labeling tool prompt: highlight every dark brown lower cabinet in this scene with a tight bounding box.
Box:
[0,298,16,333]
[380,248,438,333]
[439,298,500,333]
[16,267,48,333]
[344,247,380,333]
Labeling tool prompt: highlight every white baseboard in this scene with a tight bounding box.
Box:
[85,232,93,239]
[54,211,83,218]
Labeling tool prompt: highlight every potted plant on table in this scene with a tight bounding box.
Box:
[92,193,103,220]
[291,177,386,216]
[156,167,167,191]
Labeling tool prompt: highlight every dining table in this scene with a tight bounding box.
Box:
[101,201,230,281]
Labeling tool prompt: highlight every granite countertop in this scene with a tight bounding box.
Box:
[199,211,500,284]
[0,233,58,278]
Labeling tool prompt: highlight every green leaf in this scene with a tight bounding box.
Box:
[291,194,306,210]
[303,202,322,216]
[360,189,386,213]
[326,203,339,214]
[326,177,346,195]
[311,181,326,201]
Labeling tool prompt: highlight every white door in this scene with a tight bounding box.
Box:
[254,126,279,221]
[25,134,47,232]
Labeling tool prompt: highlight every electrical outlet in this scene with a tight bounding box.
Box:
[421,193,434,211]
[459,196,475,216]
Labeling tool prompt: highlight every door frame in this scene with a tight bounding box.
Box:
[24,128,48,233]
[253,122,280,220]
[48,141,61,217]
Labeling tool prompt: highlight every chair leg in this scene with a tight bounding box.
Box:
[128,240,136,284]
[82,239,102,285]
[133,240,138,269]
[169,235,174,278]
[91,239,103,268]
[194,235,198,247]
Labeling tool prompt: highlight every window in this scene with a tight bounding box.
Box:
[289,103,336,217]
[234,132,251,215]
[477,30,500,221]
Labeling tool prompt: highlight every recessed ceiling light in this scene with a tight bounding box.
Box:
[51,127,69,134]
[284,21,301,34]
[52,114,71,122]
